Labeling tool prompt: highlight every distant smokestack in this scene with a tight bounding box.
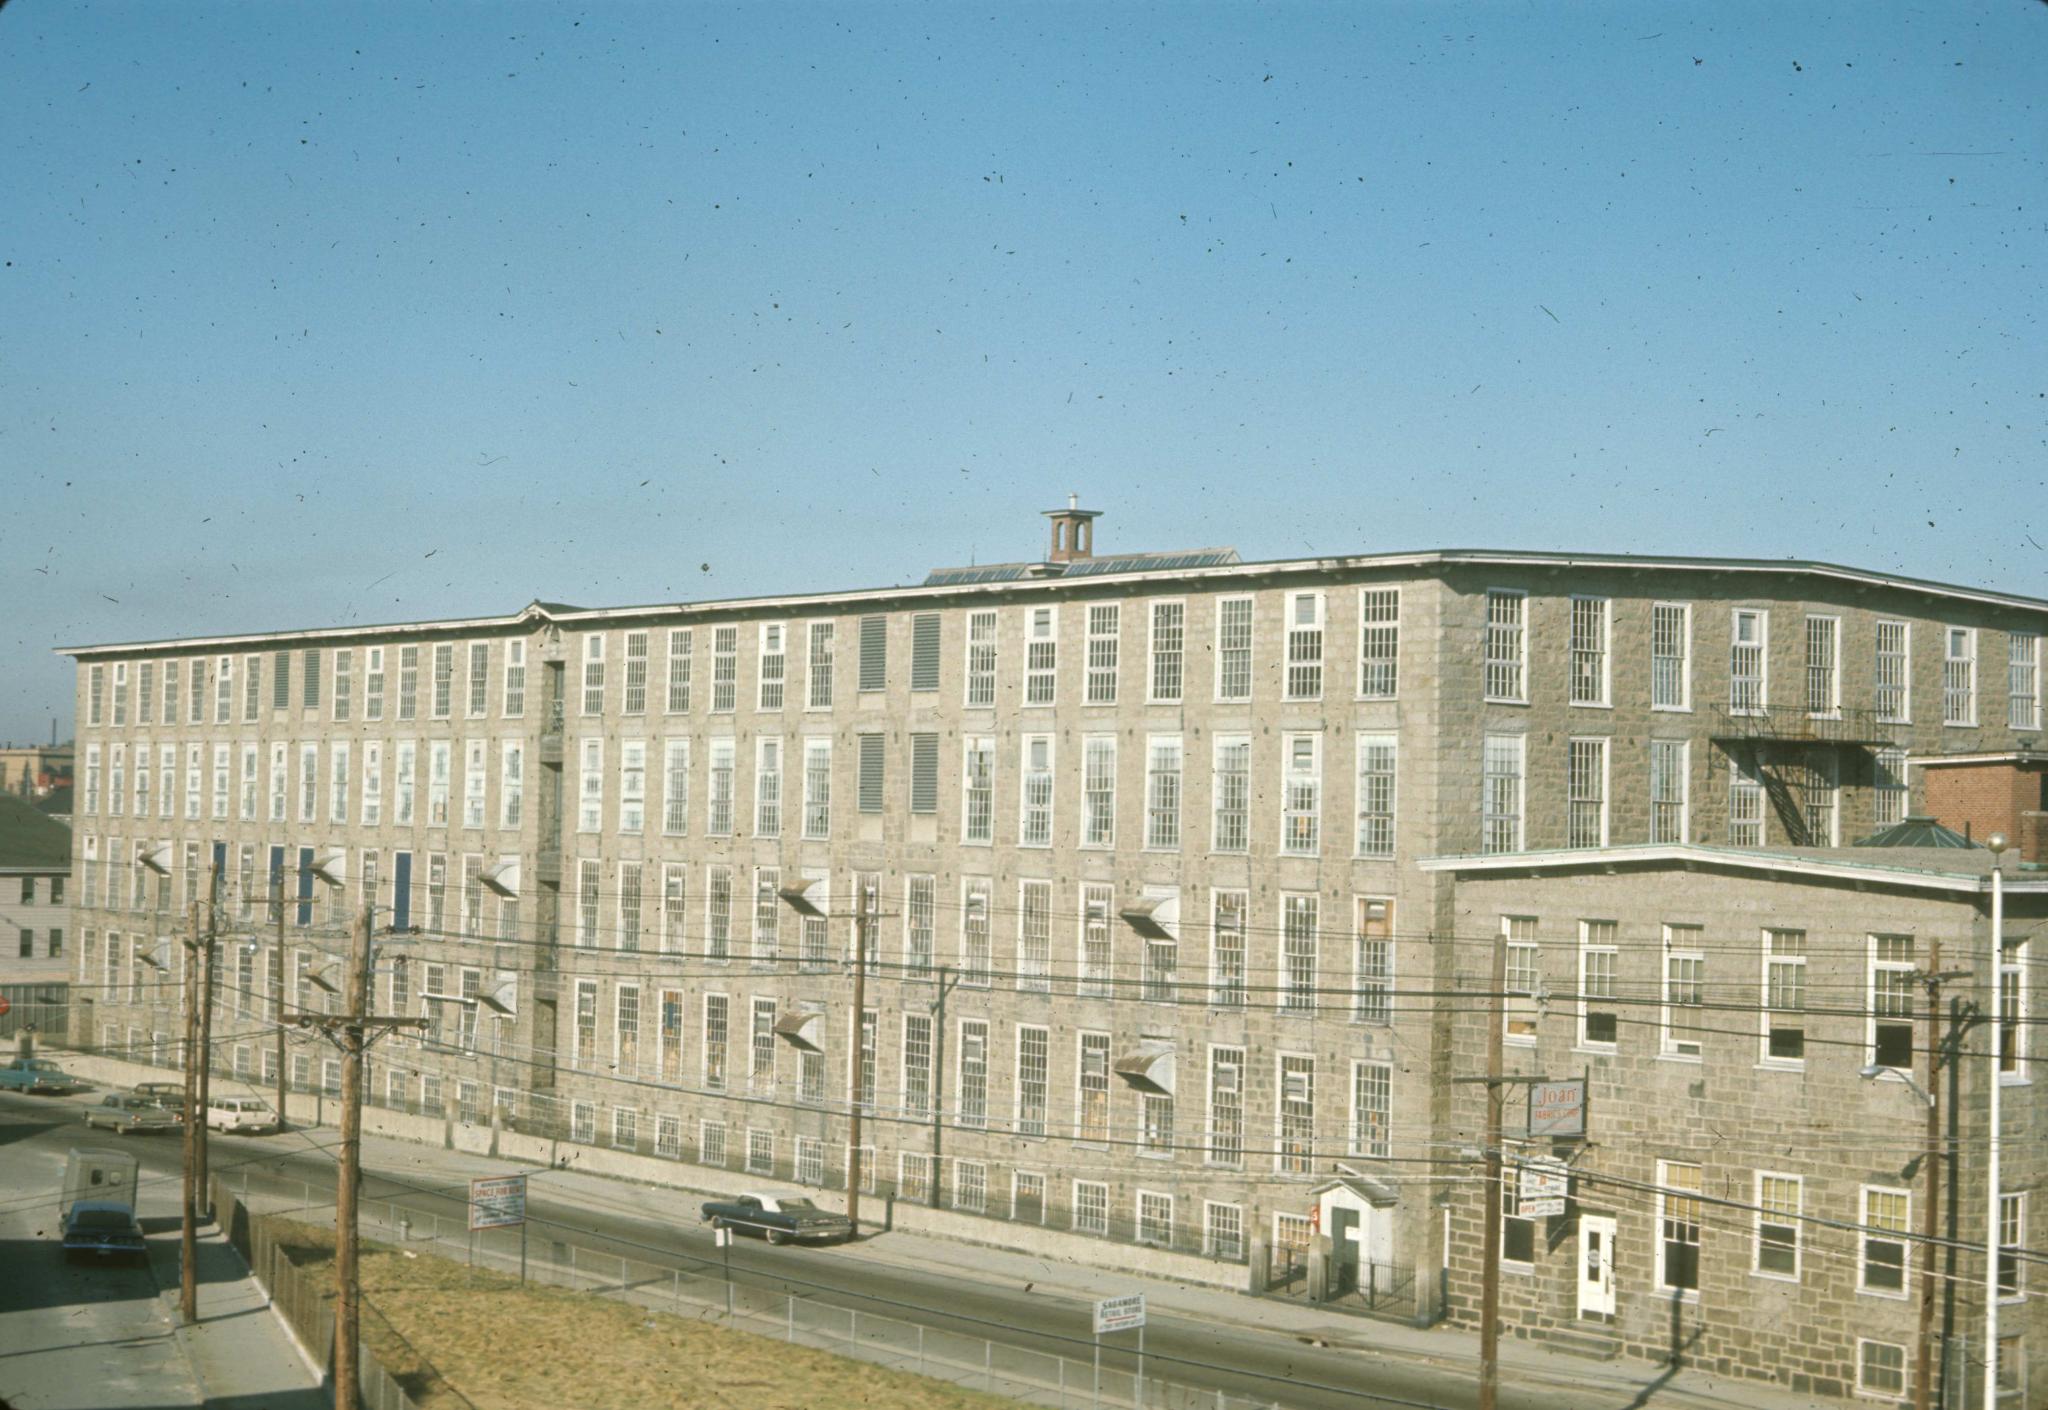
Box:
[1042,493,1102,564]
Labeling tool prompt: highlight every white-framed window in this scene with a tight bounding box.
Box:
[1144,735,1182,850]
[1658,1161,1703,1294]
[1081,735,1115,847]
[1284,591,1324,700]
[1569,596,1610,706]
[1204,1202,1245,1261]
[360,646,386,721]
[2011,632,2040,731]
[959,880,991,987]
[753,737,781,837]
[1503,916,1539,1042]
[1859,1186,1910,1296]
[756,622,785,711]
[1484,590,1526,702]
[1730,608,1768,715]
[298,741,320,823]
[331,741,353,825]
[1136,1190,1173,1248]
[705,866,732,961]
[617,739,646,834]
[425,739,452,826]
[1207,1045,1245,1166]
[1481,734,1524,854]
[708,738,736,836]
[576,738,602,832]
[1566,737,1608,848]
[712,625,738,713]
[903,873,935,974]
[1276,1054,1315,1173]
[467,641,491,718]
[660,738,690,835]
[1017,879,1052,992]
[1021,605,1057,705]
[806,621,833,710]
[1728,755,1764,846]
[579,634,605,717]
[702,993,729,1091]
[786,738,820,839]
[1762,928,1807,1064]
[1755,1172,1801,1279]
[1999,935,2028,1078]
[957,1016,988,1125]
[1149,599,1185,703]
[655,1115,683,1159]
[502,639,524,718]
[1944,627,1977,726]
[1358,588,1398,698]
[1999,1191,2026,1299]
[1211,735,1250,853]
[1796,750,1838,846]
[1805,615,1840,716]
[605,631,640,716]
[214,654,233,723]
[665,628,691,713]
[953,1161,988,1214]
[1353,896,1392,1024]
[1651,602,1691,710]
[964,609,998,708]
[1649,739,1688,844]
[901,1012,932,1118]
[700,1120,728,1168]
[188,657,208,723]
[961,736,994,844]
[1870,933,1916,1069]
[391,741,414,825]
[1072,1180,1109,1236]
[1281,732,1321,856]
[431,642,454,719]
[1858,1340,1908,1400]
[333,649,354,722]
[751,867,780,961]
[1016,1024,1049,1137]
[1019,735,1053,847]
[615,982,642,1071]
[485,740,515,830]
[1084,603,1119,704]
[1076,1031,1111,1144]
[1215,595,1253,701]
[1350,1060,1391,1159]
[1208,890,1246,1007]
[575,859,601,948]
[1578,920,1618,1048]
[1874,619,1910,723]
[1354,734,1396,858]
[1873,746,1908,827]
[1661,924,1704,1058]
[1280,894,1318,1013]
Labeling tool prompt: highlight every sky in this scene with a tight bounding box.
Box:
[2,2,2042,746]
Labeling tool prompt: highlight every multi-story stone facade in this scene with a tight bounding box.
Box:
[1426,849,2041,1406]
[55,517,2048,1384]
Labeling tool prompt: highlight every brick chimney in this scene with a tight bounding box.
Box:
[1042,493,1101,564]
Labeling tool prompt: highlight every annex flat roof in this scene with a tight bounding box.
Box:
[1418,842,2048,895]
[57,547,2048,660]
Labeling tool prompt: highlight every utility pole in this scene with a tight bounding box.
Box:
[1915,941,1945,1410]
[294,902,425,1410]
[274,873,288,1131]
[1477,923,1506,1410]
[1983,837,2006,1410]
[845,883,872,1237]
[194,865,219,1215]
[179,897,201,1325]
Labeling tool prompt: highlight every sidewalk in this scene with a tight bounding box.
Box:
[149,1219,328,1410]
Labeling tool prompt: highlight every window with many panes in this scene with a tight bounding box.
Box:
[1073,1181,1109,1235]
[1484,590,1525,701]
[1024,606,1056,704]
[1566,737,1607,848]
[1874,619,1910,723]
[1149,600,1185,702]
[1805,616,1839,716]
[1082,736,1115,847]
[1211,736,1249,852]
[1659,1162,1702,1292]
[708,738,735,835]
[1651,602,1690,709]
[665,629,691,713]
[1870,934,1915,1069]
[1943,627,1975,725]
[1019,736,1053,845]
[1755,1173,1800,1278]
[1017,880,1052,991]
[958,1018,988,1125]
[1762,928,1807,1063]
[1569,597,1609,705]
[1284,592,1323,699]
[1145,736,1182,849]
[1016,1025,1049,1136]
[754,738,781,837]
[1077,884,1112,996]
[1858,1341,1907,1399]
[1281,733,1321,855]
[1661,924,1704,1057]
[1207,1047,1244,1165]
[1281,895,1318,1013]
[712,626,738,713]
[961,737,994,843]
[1481,734,1523,853]
[1730,609,1767,714]
[1077,1031,1110,1143]
[1209,890,1246,1006]
[1728,756,1764,846]
[1873,746,1907,827]
[1085,604,1119,703]
[1860,1186,1909,1294]
[756,623,784,711]
[806,621,833,709]
[1579,920,1617,1046]
[1999,1192,2025,1299]
[965,609,998,707]
[1359,588,1398,697]
[1503,916,1539,1041]
[1355,735,1396,857]
[1649,739,1687,843]
[960,881,991,986]
[1215,595,1252,700]
[1353,897,1392,1024]
[1277,1055,1315,1173]
[1351,1061,1391,1158]
[2012,632,2040,731]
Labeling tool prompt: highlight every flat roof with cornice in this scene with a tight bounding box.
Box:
[56,547,2048,660]
[1419,842,2048,895]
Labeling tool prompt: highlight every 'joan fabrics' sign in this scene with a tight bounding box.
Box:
[1527,1080,1586,1139]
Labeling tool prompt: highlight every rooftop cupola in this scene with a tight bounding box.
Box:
[1042,493,1102,564]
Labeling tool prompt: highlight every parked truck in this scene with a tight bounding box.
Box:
[59,1147,146,1263]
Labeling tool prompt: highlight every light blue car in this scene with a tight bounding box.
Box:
[0,1057,84,1095]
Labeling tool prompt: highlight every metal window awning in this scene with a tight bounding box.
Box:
[481,857,521,897]
[774,1010,825,1052]
[1119,892,1180,940]
[479,977,517,1016]
[778,877,830,918]
[1113,1042,1175,1095]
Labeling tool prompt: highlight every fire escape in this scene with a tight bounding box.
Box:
[1709,704,1892,845]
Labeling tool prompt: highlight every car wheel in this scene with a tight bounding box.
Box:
[709,1216,725,1230]
[767,1229,787,1246]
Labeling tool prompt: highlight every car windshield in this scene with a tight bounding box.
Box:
[72,1209,135,1230]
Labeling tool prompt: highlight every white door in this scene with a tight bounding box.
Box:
[1578,1215,1617,1319]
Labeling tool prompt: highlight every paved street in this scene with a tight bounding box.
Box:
[0,1095,322,1410]
[1,1085,1836,1410]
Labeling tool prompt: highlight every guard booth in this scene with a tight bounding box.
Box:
[1309,1173,1400,1305]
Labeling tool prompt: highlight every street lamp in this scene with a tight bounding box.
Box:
[1982,833,2007,1410]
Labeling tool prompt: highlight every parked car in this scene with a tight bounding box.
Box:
[0,1057,84,1095]
[205,1095,279,1134]
[699,1192,854,1245]
[128,1081,187,1116]
[82,1094,181,1135]
[61,1199,148,1262]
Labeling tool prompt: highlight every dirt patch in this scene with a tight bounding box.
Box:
[270,1218,1021,1410]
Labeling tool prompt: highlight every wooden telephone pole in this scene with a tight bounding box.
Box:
[845,885,873,1236]
[179,898,201,1325]
[293,902,424,1409]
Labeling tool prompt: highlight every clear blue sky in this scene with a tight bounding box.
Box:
[2,2,2041,744]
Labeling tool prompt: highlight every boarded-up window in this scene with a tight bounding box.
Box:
[859,614,888,692]
[857,734,884,814]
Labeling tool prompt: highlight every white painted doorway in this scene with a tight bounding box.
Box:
[1578,1215,1617,1319]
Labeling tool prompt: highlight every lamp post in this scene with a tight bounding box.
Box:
[1982,833,2006,1410]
